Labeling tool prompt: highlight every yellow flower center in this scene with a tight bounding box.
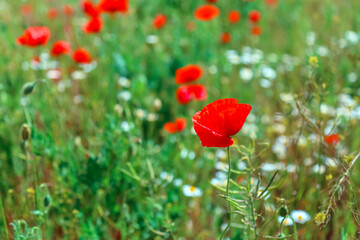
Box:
[190,186,196,192]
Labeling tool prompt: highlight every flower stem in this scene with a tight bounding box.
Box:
[220,147,232,239]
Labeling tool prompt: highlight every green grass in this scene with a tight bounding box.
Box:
[1,0,360,239]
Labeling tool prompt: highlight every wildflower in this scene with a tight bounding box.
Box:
[228,10,241,24]
[145,35,159,44]
[324,134,340,146]
[220,32,231,43]
[248,10,261,23]
[309,56,318,67]
[175,65,203,84]
[183,185,202,197]
[239,68,253,82]
[17,27,51,47]
[290,210,310,224]
[192,98,252,147]
[160,172,174,182]
[72,48,91,64]
[97,0,129,14]
[83,17,103,33]
[63,5,74,16]
[27,188,35,196]
[46,8,59,20]
[176,84,207,104]
[20,4,33,16]
[315,212,327,225]
[265,0,278,8]
[251,26,262,36]
[153,14,167,29]
[277,216,293,226]
[194,5,219,21]
[81,0,100,17]
[164,118,186,134]
[50,41,71,57]
[325,174,333,181]
[344,155,354,165]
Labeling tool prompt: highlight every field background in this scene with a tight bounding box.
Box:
[1,0,360,239]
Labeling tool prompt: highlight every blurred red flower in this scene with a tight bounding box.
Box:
[47,8,59,19]
[265,0,278,8]
[153,14,167,29]
[97,0,128,14]
[50,41,71,57]
[81,0,100,17]
[324,134,340,146]
[228,10,241,23]
[17,27,51,47]
[164,118,186,134]
[72,49,91,64]
[251,26,262,36]
[63,5,75,16]
[220,32,231,43]
[83,17,103,33]
[192,98,252,147]
[175,65,203,84]
[248,10,261,23]
[176,84,207,104]
[20,4,33,16]
[194,5,219,21]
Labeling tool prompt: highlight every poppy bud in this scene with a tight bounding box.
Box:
[279,205,288,217]
[43,195,51,207]
[20,124,31,141]
[22,82,36,95]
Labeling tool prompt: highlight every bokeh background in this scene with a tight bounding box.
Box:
[1,0,360,239]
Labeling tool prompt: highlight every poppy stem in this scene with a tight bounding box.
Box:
[220,146,232,239]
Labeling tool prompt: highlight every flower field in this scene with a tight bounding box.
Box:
[1,0,360,239]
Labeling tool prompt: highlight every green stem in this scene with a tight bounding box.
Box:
[220,147,232,239]
[0,198,9,240]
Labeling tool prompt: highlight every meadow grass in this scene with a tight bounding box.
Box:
[1,0,360,239]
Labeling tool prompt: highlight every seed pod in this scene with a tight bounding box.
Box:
[20,124,31,141]
[22,82,36,95]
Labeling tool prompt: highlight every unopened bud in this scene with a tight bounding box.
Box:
[43,195,51,207]
[22,82,36,96]
[279,205,288,217]
[20,124,31,141]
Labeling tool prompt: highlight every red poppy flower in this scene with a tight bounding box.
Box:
[228,10,241,23]
[194,5,219,21]
[81,0,99,17]
[206,0,218,2]
[251,26,262,36]
[265,0,278,8]
[324,134,340,146]
[153,14,167,29]
[192,98,252,147]
[50,41,71,57]
[82,17,103,33]
[176,84,207,104]
[97,0,128,14]
[47,8,59,19]
[72,48,91,64]
[164,118,186,134]
[20,4,33,16]
[175,65,203,84]
[17,27,51,47]
[220,32,231,43]
[248,10,261,23]
[186,21,196,31]
[63,5,75,16]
